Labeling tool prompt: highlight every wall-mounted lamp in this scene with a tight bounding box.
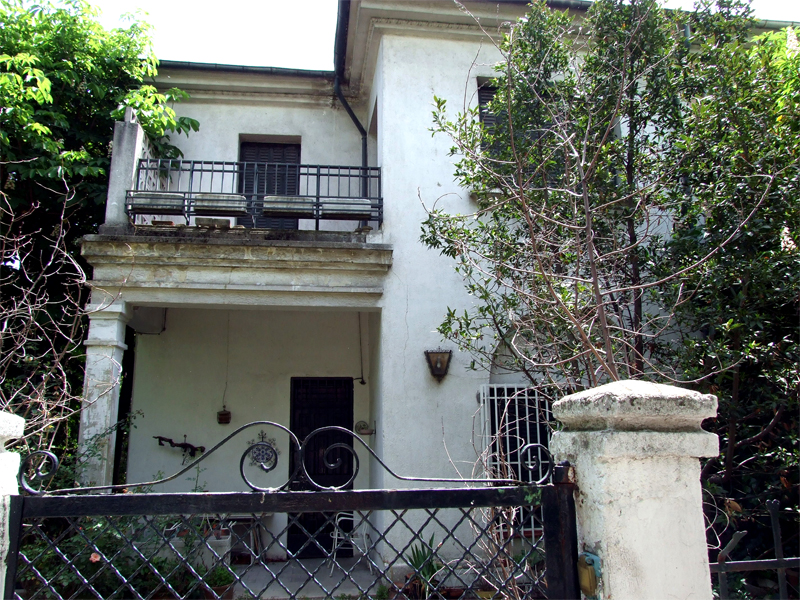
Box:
[355,420,375,436]
[424,349,452,382]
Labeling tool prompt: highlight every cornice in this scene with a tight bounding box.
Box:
[82,235,391,306]
[163,89,339,108]
[82,235,393,273]
[355,17,501,95]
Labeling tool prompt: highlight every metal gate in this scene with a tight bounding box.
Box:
[5,422,579,599]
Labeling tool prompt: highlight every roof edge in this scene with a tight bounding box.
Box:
[157,60,335,79]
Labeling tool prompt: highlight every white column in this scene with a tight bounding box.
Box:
[0,412,24,589]
[79,302,132,486]
[551,380,719,600]
[102,108,145,232]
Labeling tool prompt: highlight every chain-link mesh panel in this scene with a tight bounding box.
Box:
[15,503,547,599]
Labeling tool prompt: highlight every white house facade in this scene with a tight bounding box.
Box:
[77,0,580,559]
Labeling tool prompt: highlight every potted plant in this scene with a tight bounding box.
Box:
[201,563,235,600]
[403,535,440,599]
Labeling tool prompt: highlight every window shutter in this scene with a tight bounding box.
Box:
[239,142,301,229]
[478,85,497,132]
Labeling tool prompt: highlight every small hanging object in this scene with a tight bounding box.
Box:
[217,405,232,425]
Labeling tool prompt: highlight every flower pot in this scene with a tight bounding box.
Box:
[203,584,234,599]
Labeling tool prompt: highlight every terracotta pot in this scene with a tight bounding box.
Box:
[203,584,234,600]
[438,588,467,599]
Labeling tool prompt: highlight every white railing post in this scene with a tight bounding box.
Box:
[0,412,24,592]
[551,380,719,600]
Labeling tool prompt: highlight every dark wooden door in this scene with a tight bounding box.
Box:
[287,377,354,558]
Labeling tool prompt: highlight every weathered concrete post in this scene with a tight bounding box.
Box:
[79,302,132,486]
[0,413,24,591]
[551,380,718,600]
[101,107,145,234]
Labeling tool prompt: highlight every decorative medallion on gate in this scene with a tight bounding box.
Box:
[245,430,280,468]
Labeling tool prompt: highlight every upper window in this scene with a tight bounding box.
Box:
[478,84,498,132]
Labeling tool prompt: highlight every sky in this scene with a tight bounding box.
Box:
[90,0,800,71]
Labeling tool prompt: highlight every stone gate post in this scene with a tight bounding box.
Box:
[0,413,24,592]
[551,380,718,600]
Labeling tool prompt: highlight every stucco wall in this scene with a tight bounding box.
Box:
[166,100,361,166]
[371,33,504,484]
[162,93,366,232]
[126,307,373,492]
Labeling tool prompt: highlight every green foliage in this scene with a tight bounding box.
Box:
[662,13,799,575]
[18,515,205,598]
[0,0,198,194]
[199,562,235,588]
[0,0,197,455]
[424,0,689,392]
[423,0,798,581]
[405,534,439,599]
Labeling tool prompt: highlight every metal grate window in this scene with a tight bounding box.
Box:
[478,385,554,538]
[478,384,553,484]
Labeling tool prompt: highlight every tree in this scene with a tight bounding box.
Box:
[0,0,198,458]
[422,0,798,583]
[422,0,691,397]
[664,19,799,572]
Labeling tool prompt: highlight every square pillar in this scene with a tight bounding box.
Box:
[101,108,145,233]
[78,302,132,487]
[551,380,719,600]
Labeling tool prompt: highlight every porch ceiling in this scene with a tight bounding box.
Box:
[81,232,392,309]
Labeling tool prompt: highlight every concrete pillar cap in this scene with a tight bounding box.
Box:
[553,379,717,432]
[0,412,25,445]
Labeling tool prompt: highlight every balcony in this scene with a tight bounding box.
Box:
[126,159,382,229]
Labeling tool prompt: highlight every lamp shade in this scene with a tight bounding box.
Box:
[424,349,452,382]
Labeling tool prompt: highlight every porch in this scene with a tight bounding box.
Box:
[233,558,380,599]
[78,212,391,487]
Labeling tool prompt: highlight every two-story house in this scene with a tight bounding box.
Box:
[78,0,567,558]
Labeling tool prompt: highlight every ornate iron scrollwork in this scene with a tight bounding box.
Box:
[518,443,554,485]
[18,451,59,495]
[19,421,556,495]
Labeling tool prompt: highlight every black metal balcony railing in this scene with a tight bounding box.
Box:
[126,159,382,228]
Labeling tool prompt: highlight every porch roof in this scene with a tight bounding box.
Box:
[81,231,392,310]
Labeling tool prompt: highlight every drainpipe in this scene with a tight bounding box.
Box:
[334,0,370,208]
[334,76,368,198]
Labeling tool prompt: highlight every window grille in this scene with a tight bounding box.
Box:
[478,384,553,484]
